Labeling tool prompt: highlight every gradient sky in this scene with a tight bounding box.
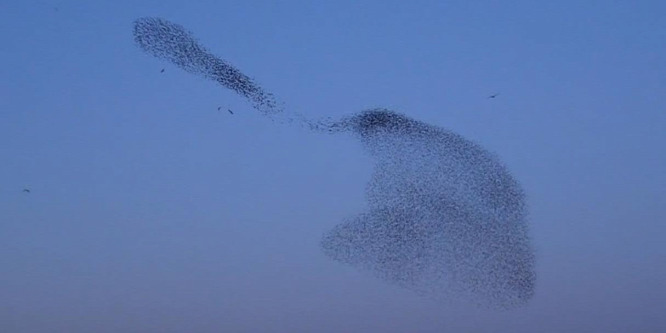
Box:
[1,1,665,332]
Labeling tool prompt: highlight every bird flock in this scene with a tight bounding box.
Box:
[132,17,535,309]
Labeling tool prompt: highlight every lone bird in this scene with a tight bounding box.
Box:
[488,93,500,99]
[23,189,30,193]
[160,68,165,73]
[227,109,234,115]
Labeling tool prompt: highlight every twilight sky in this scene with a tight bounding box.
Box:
[1,1,665,332]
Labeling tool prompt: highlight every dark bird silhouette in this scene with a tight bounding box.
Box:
[160,68,165,73]
[227,109,234,115]
[488,93,500,99]
[217,106,221,111]
[23,189,30,193]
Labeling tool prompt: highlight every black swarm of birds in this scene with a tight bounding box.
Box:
[132,17,536,309]
[134,18,282,116]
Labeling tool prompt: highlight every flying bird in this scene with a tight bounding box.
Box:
[488,93,500,99]
[22,189,30,193]
[160,68,165,73]
[227,109,234,114]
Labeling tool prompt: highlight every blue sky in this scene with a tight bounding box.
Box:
[1,1,665,332]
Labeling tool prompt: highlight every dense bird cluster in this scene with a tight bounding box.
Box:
[323,109,535,308]
[132,17,536,308]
